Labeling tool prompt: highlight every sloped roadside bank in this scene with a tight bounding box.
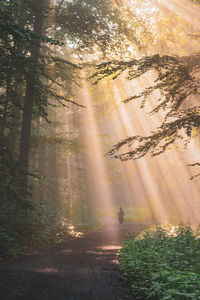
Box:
[120,224,200,299]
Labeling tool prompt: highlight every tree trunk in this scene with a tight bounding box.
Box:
[7,103,21,155]
[1,76,11,135]
[8,0,28,156]
[19,0,44,185]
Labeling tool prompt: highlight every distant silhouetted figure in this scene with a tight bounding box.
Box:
[118,207,124,224]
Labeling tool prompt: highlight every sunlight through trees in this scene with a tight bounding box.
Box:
[0,0,200,260]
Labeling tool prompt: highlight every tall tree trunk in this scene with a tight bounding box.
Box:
[7,103,21,155]
[8,0,27,155]
[1,76,11,135]
[47,112,60,206]
[65,109,72,219]
[19,0,44,185]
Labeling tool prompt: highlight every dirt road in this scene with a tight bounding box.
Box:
[0,222,149,300]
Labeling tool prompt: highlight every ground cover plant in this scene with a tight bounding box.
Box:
[119,224,200,299]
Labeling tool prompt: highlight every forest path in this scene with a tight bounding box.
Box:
[0,222,149,300]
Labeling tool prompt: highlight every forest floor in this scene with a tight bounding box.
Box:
[0,220,151,300]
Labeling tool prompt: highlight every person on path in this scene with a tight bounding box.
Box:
[118,207,124,224]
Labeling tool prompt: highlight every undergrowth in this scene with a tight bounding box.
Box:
[119,224,200,300]
[0,141,83,260]
[0,200,81,260]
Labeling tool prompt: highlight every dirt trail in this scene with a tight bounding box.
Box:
[0,222,149,300]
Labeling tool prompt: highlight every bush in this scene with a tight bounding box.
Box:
[119,224,200,299]
[0,139,76,259]
[0,197,75,259]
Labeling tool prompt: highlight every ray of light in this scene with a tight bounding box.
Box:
[104,81,158,222]
[124,0,200,56]
[115,73,200,222]
[156,0,200,29]
[111,82,168,223]
[75,77,118,228]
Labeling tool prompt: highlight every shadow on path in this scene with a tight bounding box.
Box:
[0,222,149,300]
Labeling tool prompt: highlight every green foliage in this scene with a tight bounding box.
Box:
[55,0,144,58]
[0,198,75,259]
[120,224,200,299]
[0,137,74,259]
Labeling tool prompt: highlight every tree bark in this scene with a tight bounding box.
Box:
[1,76,11,135]
[8,0,26,156]
[19,0,44,185]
